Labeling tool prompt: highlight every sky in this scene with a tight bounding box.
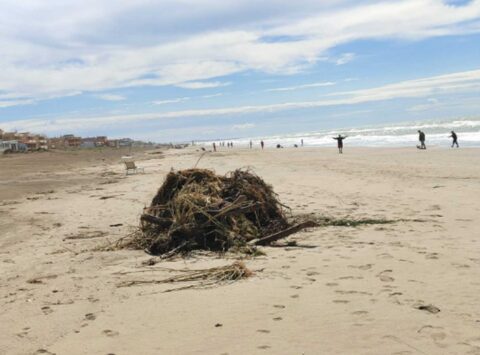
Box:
[1,0,480,142]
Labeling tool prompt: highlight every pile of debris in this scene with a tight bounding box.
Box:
[125,169,293,255]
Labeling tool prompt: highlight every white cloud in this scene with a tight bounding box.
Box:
[95,94,126,101]
[153,97,190,105]
[408,98,440,112]
[267,81,335,92]
[0,0,479,105]
[202,93,223,98]
[4,68,480,135]
[335,52,355,65]
[0,99,36,108]
[329,69,480,102]
[176,81,231,89]
[232,123,256,130]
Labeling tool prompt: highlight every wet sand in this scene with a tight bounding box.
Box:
[1,146,480,354]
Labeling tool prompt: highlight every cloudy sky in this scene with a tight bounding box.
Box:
[1,0,480,141]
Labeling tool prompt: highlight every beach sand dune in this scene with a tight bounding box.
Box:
[1,147,479,354]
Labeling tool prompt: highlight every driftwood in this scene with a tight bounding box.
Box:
[140,214,172,228]
[250,221,318,246]
[155,241,188,259]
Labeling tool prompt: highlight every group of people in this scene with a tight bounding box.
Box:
[211,130,461,154]
[416,130,459,150]
[212,141,235,152]
[332,130,460,154]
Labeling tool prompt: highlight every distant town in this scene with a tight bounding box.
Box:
[0,128,155,154]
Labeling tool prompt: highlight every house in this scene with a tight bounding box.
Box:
[81,136,108,148]
[118,138,133,147]
[15,133,48,151]
[62,134,82,148]
[48,137,66,149]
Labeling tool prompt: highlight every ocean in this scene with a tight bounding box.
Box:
[206,117,480,148]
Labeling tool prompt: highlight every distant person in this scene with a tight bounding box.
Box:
[276,144,283,148]
[294,144,298,148]
[260,140,264,150]
[449,131,459,148]
[230,142,234,148]
[417,130,426,149]
[213,142,217,152]
[301,139,304,147]
[333,134,347,154]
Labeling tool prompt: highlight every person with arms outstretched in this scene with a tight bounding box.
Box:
[449,131,459,148]
[333,134,347,154]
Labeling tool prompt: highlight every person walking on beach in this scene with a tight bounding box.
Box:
[249,140,252,149]
[213,142,217,152]
[301,139,304,147]
[418,130,426,149]
[260,140,264,150]
[449,131,459,148]
[333,134,347,154]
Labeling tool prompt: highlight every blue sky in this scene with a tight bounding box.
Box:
[1,0,480,142]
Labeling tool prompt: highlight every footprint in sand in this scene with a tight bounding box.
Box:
[257,329,271,334]
[326,282,338,287]
[102,329,119,337]
[452,262,470,269]
[273,317,283,321]
[377,270,394,282]
[389,292,403,297]
[333,300,349,304]
[417,325,447,346]
[85,313,96,321]
[16,328,30,338]
[290,294,299,299]
[377,253,394,259]
[35,349,55,354]
[41,306,53,315]
[338,276,363,280]
[257,345,271,350]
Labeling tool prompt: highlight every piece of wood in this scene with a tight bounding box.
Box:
[158,241,188,259]
[250,221,318,246]
[140,214,172,228]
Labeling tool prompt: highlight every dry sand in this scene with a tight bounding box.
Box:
[1,146,479,354]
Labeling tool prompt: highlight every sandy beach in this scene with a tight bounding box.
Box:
[1,146,480,355]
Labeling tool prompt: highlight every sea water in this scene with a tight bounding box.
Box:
[205,117,480,148]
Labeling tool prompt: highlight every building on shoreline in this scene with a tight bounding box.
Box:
[1,130,47,152]
[1,128,150,153]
